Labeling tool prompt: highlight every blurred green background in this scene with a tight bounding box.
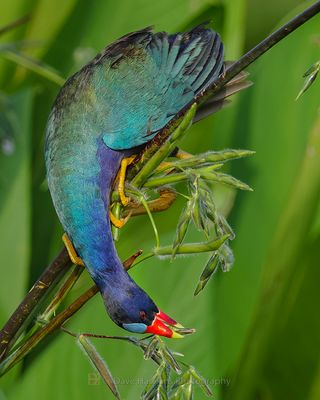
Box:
[1,0,320,399]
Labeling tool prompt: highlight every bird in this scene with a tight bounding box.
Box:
[45,25,249,339]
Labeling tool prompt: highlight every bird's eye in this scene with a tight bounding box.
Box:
[139,310,147,321]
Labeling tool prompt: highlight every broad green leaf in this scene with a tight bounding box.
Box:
[0,89,32,318]
[211,6,320,400]
[16,0,78,60]
[226,101,320,400]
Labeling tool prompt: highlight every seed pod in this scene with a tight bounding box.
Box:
[189,366,213,397]
[156,385,169,400]
[169,387,184,400]
[170,149,254,170]
[142,380,159,400]
[160,364,171,392]
[218,214,235,240]
[198,197,210,237]
[204,149,255,163]
[191,194,203,231]
[144,335,159,360]
[172,202,192,259]
[170,370,191,391]
[160,345,182,375]
[189,178,210,234]
[296,60,320,100]
[219,243,235,272]
[194,253,220,296]
[201,171,253,191]
[182,381,193,400]
[188,178,202,231]
[142,362,165,400]
[78,335,120,399]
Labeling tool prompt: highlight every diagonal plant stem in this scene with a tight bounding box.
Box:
[0,247,72,360]
[40,265,85,322]
[0,250,143,376]
[1,51,65,86]
[0,15,30,36]
[131,190,161,248]
[0,285,99,376]
[9,264,86,352]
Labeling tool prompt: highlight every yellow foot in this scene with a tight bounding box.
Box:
[109,211,130,228]
[155,161,172,172]
[118,156,135,206]
[175,149,192,160]
[156,150,193,174]
[62,233,84,266]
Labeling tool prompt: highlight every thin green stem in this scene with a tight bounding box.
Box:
[0,247,72,361]
[0,15,30,36]
[132,234,230,267]
[144,170,252,191]
[0,51,65,85]
[144,172,189,188]
[111,201,122,240]
[138,194,160,248]
[10,264,85,353]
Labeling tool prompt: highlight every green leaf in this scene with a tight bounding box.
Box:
[77,335,120,399]
[189,366,213,397]
[172,203,191,259]
[0,89,32,319]
[296,60,320,100]
[194,253,220,296]
[159,343,182,375]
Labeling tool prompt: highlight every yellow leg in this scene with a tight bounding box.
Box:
[109,211,131,228]
[62,233,84,266]
[118,156,135,206]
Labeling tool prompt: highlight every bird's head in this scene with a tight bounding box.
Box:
[102,281,184,339]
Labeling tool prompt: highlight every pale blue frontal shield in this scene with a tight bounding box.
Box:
[122,323,148,333]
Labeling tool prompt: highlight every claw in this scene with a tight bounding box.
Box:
[109,211,131,228]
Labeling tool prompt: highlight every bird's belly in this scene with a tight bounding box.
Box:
[46,127,123,273]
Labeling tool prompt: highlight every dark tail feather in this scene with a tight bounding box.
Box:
[193,63,252,123]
